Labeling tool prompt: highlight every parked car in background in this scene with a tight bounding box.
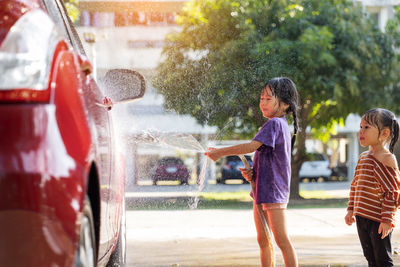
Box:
[299,153,332,182]
[0,0,145,266]
[330,164,349,182]
[152,157,190,185]
[216,155,253,184]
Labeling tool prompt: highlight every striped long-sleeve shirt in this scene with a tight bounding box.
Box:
[347,151,400,226]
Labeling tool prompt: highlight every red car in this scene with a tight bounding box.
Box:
[152,157,190,185]
[0,0,145,266]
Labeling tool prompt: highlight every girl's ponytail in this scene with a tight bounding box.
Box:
[290,104,298,150]
[389,118,399,153]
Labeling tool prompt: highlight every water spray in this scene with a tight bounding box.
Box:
[134,129,208,209]
[131,130,275,262]
[238,155,275,267]
[134,130,205,152]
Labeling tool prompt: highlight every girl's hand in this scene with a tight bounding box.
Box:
[103,97,113,111]
[204,147,221,162]
[239,168,253,182]
[378,222,393,239]
[344,210,355,226]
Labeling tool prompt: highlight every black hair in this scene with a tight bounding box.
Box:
[362,108,400,153]
[264,77,299,150]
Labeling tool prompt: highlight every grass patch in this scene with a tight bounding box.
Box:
[199,191,252,201]
[288,199,348,209]
[300,190,335,199]
[127,198,253,210]
[127,190,348,210]
[195,191,253,209]
[291,190,348,209]
[127,191,253,210]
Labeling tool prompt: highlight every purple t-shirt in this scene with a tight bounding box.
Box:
[252,117,291,204]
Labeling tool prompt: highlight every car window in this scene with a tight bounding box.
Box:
[245,155,252,162]
[226,156,240,162]
[226,155,252,162]
[160,158,183,165]
[306,153,325,161]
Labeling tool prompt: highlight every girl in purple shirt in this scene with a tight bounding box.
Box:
[205,77,299,267]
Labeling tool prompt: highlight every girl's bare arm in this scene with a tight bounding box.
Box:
[205,140,262,162]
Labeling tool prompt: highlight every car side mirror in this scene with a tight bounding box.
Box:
[102,69,146,104]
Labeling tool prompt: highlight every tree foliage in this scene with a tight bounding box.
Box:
[153,0,400,197]
[64,0,80,23]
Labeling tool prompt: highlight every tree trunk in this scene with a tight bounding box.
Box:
[290,128,306,200]
[290,100,311,200]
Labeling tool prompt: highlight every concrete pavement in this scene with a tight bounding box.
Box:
[126,207,400,266]
[125,181,400,266]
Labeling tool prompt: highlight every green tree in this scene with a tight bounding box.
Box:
[64,0,80,23]
[153,0,400,199]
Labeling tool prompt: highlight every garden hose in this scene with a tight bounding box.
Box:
[238,155,275,267]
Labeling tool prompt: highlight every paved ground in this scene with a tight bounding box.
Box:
[126,207,400,267]
[125,181,400,266]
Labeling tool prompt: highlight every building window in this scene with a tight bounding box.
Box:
[79,11,177,27]
[115,12,147,26]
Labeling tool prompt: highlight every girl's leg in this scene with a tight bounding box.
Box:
[266,208,298,267]
[371,231,393,267]
[253,202,274,267]
[356,216,393,267]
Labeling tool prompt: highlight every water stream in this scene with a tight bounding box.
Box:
[135,130,206,152]
[134,129,209,209]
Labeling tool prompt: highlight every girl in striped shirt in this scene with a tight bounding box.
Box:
[345,108,400,267]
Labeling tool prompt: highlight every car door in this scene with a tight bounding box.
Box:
[42,0,114,258]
